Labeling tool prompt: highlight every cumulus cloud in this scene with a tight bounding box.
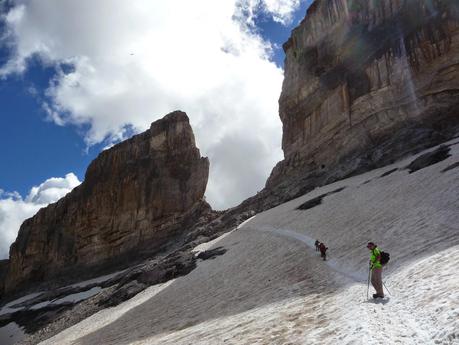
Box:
[0,173,81,259]
[237,0,302,25]
[0,0,304,209]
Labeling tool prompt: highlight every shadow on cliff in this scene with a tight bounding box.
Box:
[75,228,341,345]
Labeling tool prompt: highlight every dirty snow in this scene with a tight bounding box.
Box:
[0,322,25,345]
[30,287,103,310]
[40,139,459,345]
[68,270,126,289]
[0,292,43,316]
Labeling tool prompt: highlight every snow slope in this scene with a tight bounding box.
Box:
[40,139,459,345]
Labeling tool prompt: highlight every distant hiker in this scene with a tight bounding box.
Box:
[319,242,328,261]
[315,240,320,252]
[367,242,384,298]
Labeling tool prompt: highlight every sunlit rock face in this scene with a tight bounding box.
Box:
[5,111,210,293]
[268,0,459,187]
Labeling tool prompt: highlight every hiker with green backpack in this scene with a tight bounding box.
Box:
[367,242,389,299]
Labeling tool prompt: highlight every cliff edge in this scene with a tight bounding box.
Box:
[267,0,459,191]
[4,111,210,293]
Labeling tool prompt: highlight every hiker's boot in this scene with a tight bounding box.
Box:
[372,294,384,299]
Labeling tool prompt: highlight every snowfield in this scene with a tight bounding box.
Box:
[40,139,459,345]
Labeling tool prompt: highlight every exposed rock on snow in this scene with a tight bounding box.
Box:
[98,250,197,308]
[405,145,451,173]
[196,247,227,260]
[296,187,345,210]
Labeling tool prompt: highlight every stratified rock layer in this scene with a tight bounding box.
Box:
[5,111,209,293]
[268,0,459,188]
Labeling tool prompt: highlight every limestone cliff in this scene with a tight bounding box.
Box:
[268,0,459,189]
[5,111,210,293]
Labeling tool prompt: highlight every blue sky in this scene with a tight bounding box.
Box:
[0,64,101,196]
[0,0,313,258]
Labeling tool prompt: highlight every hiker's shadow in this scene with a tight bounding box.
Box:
[364,297,391,305]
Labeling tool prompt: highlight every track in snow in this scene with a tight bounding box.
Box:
[247,223,443,344]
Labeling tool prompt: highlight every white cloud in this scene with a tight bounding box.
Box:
[26,173,81,204]
[0,173,81,259]
[0,0,304,209]
[237,0,301,25]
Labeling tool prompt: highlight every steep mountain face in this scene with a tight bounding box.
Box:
[0,260,7,295]
[4,111,210,293]
[267,0,459,189]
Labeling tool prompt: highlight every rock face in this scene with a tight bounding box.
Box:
[5,111,210,293]
[268,0,459,189]
[0,260,8,297]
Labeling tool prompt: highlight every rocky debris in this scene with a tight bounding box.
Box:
[15,232,233,345]
[1,302,74,334]
[267,0,459,198]
[4,249,197,343]
[3,197,255,345]
[4,111,211,295]
[99,250,197,308]
[405,145,451,173]
[98,281,146,309]
[0,282,110,340]
[196,247,227,260]
[16,286,117,345]
[296,187,346,211]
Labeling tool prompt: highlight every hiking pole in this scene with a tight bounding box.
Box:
[367,265,371,299]
[382,281,392,296]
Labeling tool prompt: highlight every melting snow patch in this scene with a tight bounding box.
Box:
[0,292,44,316]
[31,287,102,310]
[0,322,25,345]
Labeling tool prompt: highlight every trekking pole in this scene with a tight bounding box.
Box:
[382,281,392,296]
[366,265,371,299]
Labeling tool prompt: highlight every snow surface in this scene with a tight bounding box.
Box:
[0,292,43,316]
[40,140,459,345]
[30,287,103,310]
[0,322,25,345]
[68,270,126,289]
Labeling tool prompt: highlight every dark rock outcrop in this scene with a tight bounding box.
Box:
[405,145,451,173]
[5,111,210,294]
[267,0,459,192]
[196,247,227,260]
[0,260,8,299]
[296,187,346,211]
[98,250,197,308]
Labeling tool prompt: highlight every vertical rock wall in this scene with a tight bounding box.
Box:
[269,0,459,187]
[5,111,210,293]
